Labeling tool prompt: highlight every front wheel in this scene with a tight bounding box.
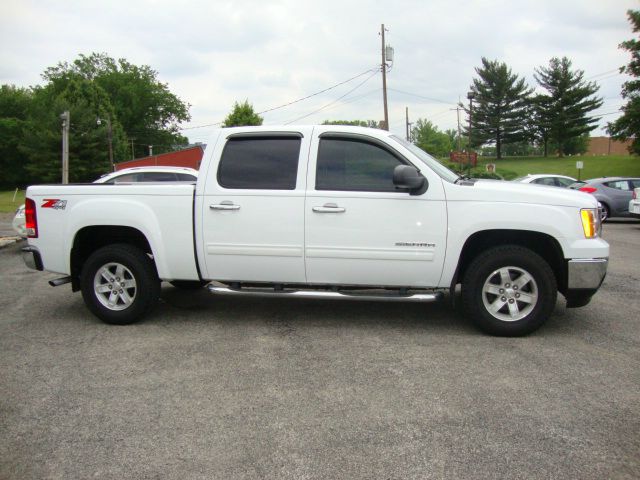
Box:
[462,245,557,336]
[80,244,160,325]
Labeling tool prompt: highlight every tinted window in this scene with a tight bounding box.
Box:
[604,180,630,191]
[177,173,197,181]
[533,177,556,186]
[218,137,300,190]
[316,138,405,192]
[141,172,179,181]
[556,177,575,187]
[630,179,640,188]
[110,173,139,183]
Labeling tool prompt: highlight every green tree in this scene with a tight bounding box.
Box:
[534,57,602,156]
[322,120,380,128]
[43,53,190,157]
[463,58,532,159]
[607,10,640,154]
[411,119,453,157]
[22,78,129,183]
[223,100,263,127]
[0,85,33,187]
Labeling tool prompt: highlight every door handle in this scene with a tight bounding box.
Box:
[210,201,240,211]
[312,203,346,213]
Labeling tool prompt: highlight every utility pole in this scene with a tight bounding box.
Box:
[449,106,462,151]
[98,116,115,172]
[405,107,410,141]
[130,138,135,160]
[467,92,475,173]
[381,24,389,131]
[60,111,70,184]
[148,145,153,157]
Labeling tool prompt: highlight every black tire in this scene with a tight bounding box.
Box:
[461,245,557,336]
[80,243,160,325]
[600,203,610,222]
[169,280,207,290]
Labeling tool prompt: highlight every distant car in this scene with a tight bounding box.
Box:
[12,166,198,237]
[630,187,640,219]
[513,174,577,188]
[570,177,640,221]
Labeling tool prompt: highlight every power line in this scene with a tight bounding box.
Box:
[284,70,380,124]
[179,67,379,131]
[387,87,456,105]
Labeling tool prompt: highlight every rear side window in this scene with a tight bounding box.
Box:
[604,180,630,191]
[140,172,179,181]
[218,136,301,190]
[177,173,197,181]
[316,137,405,192]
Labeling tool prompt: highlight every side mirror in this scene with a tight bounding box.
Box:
[393,165,428,195]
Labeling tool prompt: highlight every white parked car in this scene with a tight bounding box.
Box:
[12,166,198,237]
[513,174,577,188]
[630,187,640,219]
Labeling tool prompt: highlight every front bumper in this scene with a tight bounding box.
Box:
[22,246,43,271]
[567,258,608,289]
[564,258,608,308]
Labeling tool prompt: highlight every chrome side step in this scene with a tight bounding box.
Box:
[207,285,443,303]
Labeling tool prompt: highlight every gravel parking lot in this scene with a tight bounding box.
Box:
[1,221,639,479]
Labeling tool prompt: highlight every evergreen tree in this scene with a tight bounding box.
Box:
[463,58,532,159]
[607,9,640,154]
[222,101,263,127]
[534,57,602,156]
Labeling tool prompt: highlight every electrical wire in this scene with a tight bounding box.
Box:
[387,88,456,105]
[178,67,379,131]
[284,70,380,125]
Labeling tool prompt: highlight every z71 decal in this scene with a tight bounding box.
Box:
[41,199,67,210]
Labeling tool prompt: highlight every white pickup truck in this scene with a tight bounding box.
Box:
[23,125,608,336]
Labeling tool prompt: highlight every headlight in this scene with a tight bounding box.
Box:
[580,208,599,238]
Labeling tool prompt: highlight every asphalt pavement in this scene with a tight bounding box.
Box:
[1,222,639,479]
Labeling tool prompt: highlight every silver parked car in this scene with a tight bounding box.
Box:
[570,177,640,221]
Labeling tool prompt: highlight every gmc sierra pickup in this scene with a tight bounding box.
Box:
[23,125,608,336]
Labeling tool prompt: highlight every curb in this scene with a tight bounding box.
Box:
[0,237,23,249]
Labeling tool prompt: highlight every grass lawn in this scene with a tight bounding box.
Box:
[475,155,640,180]
[0,189,25,214]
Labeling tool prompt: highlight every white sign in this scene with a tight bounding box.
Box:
[576,161,584,169]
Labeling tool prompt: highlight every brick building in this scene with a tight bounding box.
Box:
[586,137,633,156]
[114,145,205,171]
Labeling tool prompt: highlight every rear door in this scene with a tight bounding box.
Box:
[198,129,311,282]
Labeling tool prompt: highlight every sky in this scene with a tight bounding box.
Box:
[1,0,637,145]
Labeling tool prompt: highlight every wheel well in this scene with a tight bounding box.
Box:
[70,226,153,291]
[455,230,567,293]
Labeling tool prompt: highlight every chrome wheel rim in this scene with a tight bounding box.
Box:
[481,266,538,322]
[93,262,137,311]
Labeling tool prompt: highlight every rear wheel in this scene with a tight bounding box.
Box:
[80,244,160,325]
[600,203,610,222]
[462,245,557,336]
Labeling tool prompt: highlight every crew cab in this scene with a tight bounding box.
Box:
[22,125,609,336]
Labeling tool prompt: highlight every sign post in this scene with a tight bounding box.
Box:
[576,161,584,181]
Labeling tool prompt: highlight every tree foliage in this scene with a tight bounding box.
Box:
[0,53,191,186]
[222,100,263,127]
[463,58,532,159]
[534,57,602,156]
[322,120,380,128]
[607,9,640,155]
[411,119,454,157]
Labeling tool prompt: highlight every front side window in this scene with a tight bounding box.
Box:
[316,138,405,192]
[218,136,301,190]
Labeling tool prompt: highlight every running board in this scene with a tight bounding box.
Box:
[208,285,443,303]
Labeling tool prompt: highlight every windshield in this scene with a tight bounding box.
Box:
[390,135,459,183]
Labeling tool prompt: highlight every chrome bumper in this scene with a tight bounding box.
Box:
[22,246,43,271]
[567,258,608,289]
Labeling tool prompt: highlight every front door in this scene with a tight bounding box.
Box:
[304,132,447,287]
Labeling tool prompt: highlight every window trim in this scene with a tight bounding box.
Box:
[217,135,302,190]
[315,134,411,193]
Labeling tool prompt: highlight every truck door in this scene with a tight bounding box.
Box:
[198,129,310,283]
[304,130,448,287]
